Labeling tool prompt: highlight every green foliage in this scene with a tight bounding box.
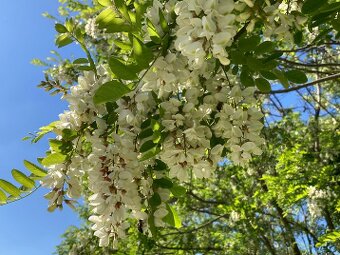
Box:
[93,80,132,105]
[42,153,67,166]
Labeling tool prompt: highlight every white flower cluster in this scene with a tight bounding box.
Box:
[43,70,154,247]
[85,18,99,39]
[307,186,333,220]
[174,0,237,68]
[40,0,283,248]
[262,1,307,42]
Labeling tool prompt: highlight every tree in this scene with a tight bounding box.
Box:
[1,0,339,253]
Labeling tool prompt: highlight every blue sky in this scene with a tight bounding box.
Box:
[0,1,82,254]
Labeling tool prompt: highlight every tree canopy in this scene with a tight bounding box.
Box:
[0,0,339,254]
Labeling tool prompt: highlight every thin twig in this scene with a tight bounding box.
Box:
[258,73,340,94]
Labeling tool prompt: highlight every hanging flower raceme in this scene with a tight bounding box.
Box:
[38,0,314,249]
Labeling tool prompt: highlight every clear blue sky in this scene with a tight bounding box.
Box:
[0,1,82,254]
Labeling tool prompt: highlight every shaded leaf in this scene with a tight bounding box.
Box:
[240,70,254,87]
[108,57,138,80]
[170,184,186,197]
[254,41,275,54]
[238,35,261,52]
[154,178,173,189]
[140,140,157,153]
[285,70,308,84]
[149,193,161,208]
[273,69,289,88]
[255,78,271,93]
[133,36,154,69]
[302,0,328,14]
[154,159,167,171]
[93,80,131,105]
[260,71,277,80]
[163,203,181,228]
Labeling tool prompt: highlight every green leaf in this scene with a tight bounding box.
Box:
[159,8,169,33]
[154,159,167,171]
[62,129,78,142]
[108,57,138,80]
[49,139,63,153]
[73,58,89,65]
[65,18,74,32]
[146,18,162,44]
[254,41,275,54]
[55,23,68,33]
[247,57,265,71]
[56,34,73,48]
[97,0,112,7]
[240,70,254,87]
[141,118,151,129]
[0,180,20,197]
[23,160,47,177]
[96,8,131,33]
[273,69,289,88]
[284,70,308,84]
[238,35,261,52]
[139,128,153,140]
[255,78,271,93]
[32,121,59,143]
[113,40,132,51]
[319,2,340,14]
[260,71,277,80]
[0,189,7,203]
[302,0,328,14]
[170,184,186,197]
[93,80,131,105]
[154,178,173,189]
[151,119,161,131]
[12,169,35,189]
[149,193,161,208]
[139,146,161,161]
[332,18,340,31]
[230,51,246,65]
[163,203,181,228]
[114,0,131,22]
[133,36,154,69]
[42,153,67,166]
[140,140,157,153]
[77,66,93,71]
[294,31,303,45]
[264,52,283,62]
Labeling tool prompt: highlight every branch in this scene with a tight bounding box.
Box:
[279,58,340,68]
[156,244,223,251]
[162,214,227,237]
[0,184,41,206]
[187,190,226,205]
[259,73,340,94]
